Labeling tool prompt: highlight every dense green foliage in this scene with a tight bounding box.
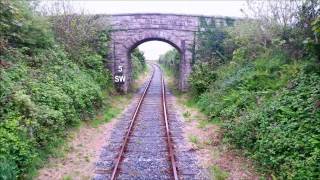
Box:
[195,17,232,66]
[0,0,112,178]
[196,50,319,178]
[188,62,217,95]
[158,49,180,77]
[186,1,320,179]
[131,48,147,79]
[224,66,319,179]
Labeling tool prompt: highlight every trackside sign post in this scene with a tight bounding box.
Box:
[114,65,126,84]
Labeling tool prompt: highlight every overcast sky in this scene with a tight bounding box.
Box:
[39,0,247,60]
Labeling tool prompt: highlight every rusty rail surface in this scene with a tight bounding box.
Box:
[160,67,179,180]
[110,64,179,180]
[110,66,155,180]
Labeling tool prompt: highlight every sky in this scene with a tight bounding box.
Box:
[38,0,247,60]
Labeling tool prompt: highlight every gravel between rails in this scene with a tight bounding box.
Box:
[94,65,207,180]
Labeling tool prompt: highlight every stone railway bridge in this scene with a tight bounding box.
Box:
[95,13,235,92]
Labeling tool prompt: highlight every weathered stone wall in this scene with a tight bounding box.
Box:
[96,13,233,92]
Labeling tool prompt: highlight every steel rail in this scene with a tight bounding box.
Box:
[110,64,179,180]
[110,65,155,180]
[160,67,179,180]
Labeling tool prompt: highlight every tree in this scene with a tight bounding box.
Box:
[244,0,320,59]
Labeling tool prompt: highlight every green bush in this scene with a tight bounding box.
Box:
[196,17,229,65]
[131,48,146,79]
[225,67,320,179]
[158,49,180,85]
[0,49,108,177]
[0,0,54,53]
[304,17,320,62]
[0,0,112,178]
[189,62,217,95]
[194,50,320,178]
[190,2,320,179]
[0,157,18,180]
[197,50,298,118]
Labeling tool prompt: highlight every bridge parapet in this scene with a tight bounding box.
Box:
[97,13,234,31]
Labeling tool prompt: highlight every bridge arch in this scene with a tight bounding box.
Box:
[98,13,234,92]
[110,29,193,93]
[128,37,182,55]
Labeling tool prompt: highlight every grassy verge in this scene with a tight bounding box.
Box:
[88,91,132,128]
[35,66,152,179]
[160,64,181,96]
[131,64,150,92]
[160,63,209,123]
[160,64,259,180]
[33,89,133,178]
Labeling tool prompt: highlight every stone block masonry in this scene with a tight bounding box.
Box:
[95,13,235,92]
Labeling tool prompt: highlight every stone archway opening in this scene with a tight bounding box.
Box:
[126,38,182,91]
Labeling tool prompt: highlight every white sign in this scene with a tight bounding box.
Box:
[114,65,126,83]
[115,75,126,83]
[118,65,123,72]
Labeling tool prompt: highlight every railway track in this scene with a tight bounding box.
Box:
[95,64,202,180]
